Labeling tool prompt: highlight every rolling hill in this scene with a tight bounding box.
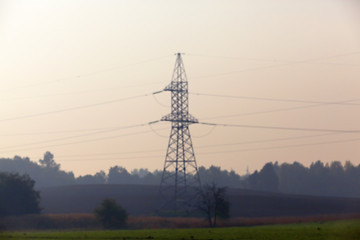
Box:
[40,184,360,217]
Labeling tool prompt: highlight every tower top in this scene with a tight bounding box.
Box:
[161,53,198,124]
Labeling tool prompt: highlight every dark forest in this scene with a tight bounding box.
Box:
[0,151,359,198]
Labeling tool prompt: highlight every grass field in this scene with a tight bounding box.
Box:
[1,219,359,240]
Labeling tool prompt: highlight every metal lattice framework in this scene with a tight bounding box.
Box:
[158,53,201,211]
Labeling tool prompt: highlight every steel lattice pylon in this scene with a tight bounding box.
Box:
[158,53,201,212]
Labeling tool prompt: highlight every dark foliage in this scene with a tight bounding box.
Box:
[245,161,360,197]
[0,153,244,188]
[94,198,128,229]
[247,162,279,192]
[0,154,75,188]
[39,152,60,170]
[1,152,359,198]
[76,171,107,184]
[197,183,230,227]
[0,172,41,216]
[198,166,244,188]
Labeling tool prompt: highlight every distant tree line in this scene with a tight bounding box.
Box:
[1,152,359,198]
[0,152,75,188]
[246,161,360,197]
[0,152,245,188]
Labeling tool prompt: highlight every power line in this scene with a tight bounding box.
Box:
[0,91,162,122]
[0,128,115,137]
[187,52,360,66]
[196,132,339,149]
[199,122,360,133]
[0,122,157,150]
[0,93,356,146]
[57,136,360,161]
[190,92,360,106]
[192,125,217,138]
[190,51,360,80]
[152,94,170,108]
[9,120,357,155]
[148,123,168,138]
[0,120,163,137]
[187,53,285,62]
[59,154,164,162]
[56,132,339,159]
[58,149,164,158]
[0,81,165,102]
[198,137,360,155]
[0,125,167,153]
[2,55,172,93]
[50,132,354,160]
[201,97,360,120]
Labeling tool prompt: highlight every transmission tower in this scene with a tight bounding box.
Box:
[158,53,201,212]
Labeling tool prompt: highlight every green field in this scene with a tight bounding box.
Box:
[1,219,359,240]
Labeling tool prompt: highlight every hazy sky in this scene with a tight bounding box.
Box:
[0,0,359,176]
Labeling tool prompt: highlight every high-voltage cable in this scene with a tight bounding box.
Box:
[198,122,360,133]
[0,122,164,153]
[190,92,360,106]
[2,55,172,93]
[198,137,360,155]
[190,51,360,79]
[0,122,159,150]
[0,91,162,122]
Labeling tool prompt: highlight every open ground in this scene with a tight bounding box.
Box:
[1,219,360,240]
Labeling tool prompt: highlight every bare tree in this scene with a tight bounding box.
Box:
[197,183,230,227]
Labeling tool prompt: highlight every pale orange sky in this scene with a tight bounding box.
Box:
[0,0,359,176]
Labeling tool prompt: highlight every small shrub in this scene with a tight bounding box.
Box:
[94,198,128,229]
